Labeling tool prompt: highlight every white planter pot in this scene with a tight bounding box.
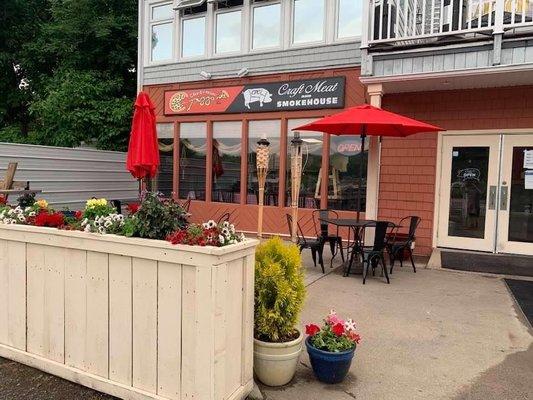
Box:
[0,224,258,400]
[253,330,303,386]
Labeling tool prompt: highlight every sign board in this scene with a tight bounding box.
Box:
[457,168,481,182]
[164,77,345,115]
[524,149,533,169]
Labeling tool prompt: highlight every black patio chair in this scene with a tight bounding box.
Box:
[312,209,345,265]
[345,221,389,284]
[286,214,325,273]
[387,216,421,274]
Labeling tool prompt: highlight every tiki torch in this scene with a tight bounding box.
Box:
[256,137,270,238]
[290,132,303,243]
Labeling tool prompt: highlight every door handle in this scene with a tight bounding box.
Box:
[500,185,508,211]
[488,186,497,210]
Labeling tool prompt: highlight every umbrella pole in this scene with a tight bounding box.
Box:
[357,127,366,222]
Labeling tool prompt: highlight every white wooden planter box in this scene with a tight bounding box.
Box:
[0,224,257,400]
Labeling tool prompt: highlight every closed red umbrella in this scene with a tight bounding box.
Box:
[127,92,160,182]
[294,104,443,219]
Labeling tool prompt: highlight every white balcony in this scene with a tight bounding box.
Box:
[367,0,533,46]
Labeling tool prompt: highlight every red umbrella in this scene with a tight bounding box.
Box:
[127,92,160,183]
[294,104,443,219]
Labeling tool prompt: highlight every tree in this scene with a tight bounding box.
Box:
[1,0,138,150]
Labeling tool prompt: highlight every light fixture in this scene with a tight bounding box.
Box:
[199,70,212,79]
[237,67,249,77]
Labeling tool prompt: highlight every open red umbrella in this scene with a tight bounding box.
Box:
[294,104,443,220]
[127,92,160,185]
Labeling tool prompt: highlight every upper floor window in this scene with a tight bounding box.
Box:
[292,0,325,44]
[215,0,243,54]
[150,2,174,62]
[337,0,362,38]
[182,16,206,57]
[252,2,282,50]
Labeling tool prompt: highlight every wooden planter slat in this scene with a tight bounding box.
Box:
[0,224,257,400]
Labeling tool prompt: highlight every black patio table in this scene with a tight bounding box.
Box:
[319,218,394,276]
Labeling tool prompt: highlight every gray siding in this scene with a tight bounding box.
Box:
[369,39,533,78]
[0,143,138,210]
[144,42,361,85]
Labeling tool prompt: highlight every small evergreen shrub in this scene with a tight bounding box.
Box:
[254,237,305,342]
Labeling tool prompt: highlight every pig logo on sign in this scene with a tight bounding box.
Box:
[242,88,273,109]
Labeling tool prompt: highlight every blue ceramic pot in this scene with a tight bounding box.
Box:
[305,337,355,384]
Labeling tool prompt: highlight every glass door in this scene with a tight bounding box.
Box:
[497,134,533,255]
[437,135,501,252]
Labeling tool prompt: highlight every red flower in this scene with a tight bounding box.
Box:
[305,324,321,336]
[74,210,83,220]
[34,211,65,228]
[332,322,345,336]
[127,203,140,214]
[347,331,361,344]
[0,195,6,205]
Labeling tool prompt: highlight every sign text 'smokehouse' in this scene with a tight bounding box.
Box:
[164,77,345,115]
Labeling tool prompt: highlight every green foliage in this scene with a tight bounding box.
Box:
[309,324,356,352]
[0,0,137,150]
[83,199,116,220]
[254,237,306,342]
[121,216,138,237]
[133,192,189,240]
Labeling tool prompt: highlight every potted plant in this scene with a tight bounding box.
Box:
[305,310,361,384]
[253,237,305,386]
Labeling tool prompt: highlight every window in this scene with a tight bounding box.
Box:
[337,0,362,38]
[212,122,242,203]
[247,120,281,206]
[286,119,323,209]
[252,3,281,49]
[155,123,174,197]
[327,135,367,211]
[150,2,174,62]
[179,123,207,201]
[293,0,325,44]
[182,16,206,57]
[216,10,242,54]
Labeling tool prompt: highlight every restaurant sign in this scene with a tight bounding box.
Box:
[164,77,345,115]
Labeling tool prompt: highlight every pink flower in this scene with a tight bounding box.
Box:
[305,324,321,336]
[347,331,361,344]
[326,310,344,326]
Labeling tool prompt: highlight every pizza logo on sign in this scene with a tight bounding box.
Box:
[169,92,187,112]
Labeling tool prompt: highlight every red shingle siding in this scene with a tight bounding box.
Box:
[379,85,533,255]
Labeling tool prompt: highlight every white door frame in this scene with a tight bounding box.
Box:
[433,129,533,254]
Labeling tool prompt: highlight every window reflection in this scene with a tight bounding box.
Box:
[212,122,242,203]
[216,10,242,53]
[508,146,533,243]
[182,17,206,57]
[179,123,207,200]
[338,0,362,38]
[152,3,173,20]
[247,120,281,206]
[253,3,281,49]
[328,135,367,211]
[286,119,322,209]
[155,123,174,197]
[293,0,324,44]
[151,23,173,61]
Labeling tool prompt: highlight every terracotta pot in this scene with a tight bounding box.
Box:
[253,329,303,386]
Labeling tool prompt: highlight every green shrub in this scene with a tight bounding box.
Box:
[254,237,305,342]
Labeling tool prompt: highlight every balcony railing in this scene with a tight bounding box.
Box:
[368,0,533,45]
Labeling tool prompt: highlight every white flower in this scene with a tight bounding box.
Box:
[240,233,245,241]
[24,207,31,212]
[208,220,216,229]
[29,211,36,217]
[98,226,105,234]
[218,235,225,244]
[17,214,25,222]
[222,228,229,236]
[344,319,357,332]
[230,239,236,245]
[202,222,209,229]
[222,221,229,228]
[81,218,88,226]
[84,224,92,233]
[229,224,235,234]
[104,220,112,228]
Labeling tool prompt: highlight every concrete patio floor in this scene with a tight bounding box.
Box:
[260,250,533,400]
[0,247,532,400]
